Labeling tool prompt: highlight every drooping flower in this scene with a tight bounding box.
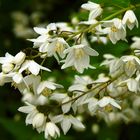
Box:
[131,36,140,49]
[51,114,85,135]
[45,122,60,139]
[32,113,46,128]
[122,10,138,30]
[102,18,126,44]
[68,75,93,92]
[43,37,69,62]
[81,1,103,20]
[61,44,99,73]
[37,80,63,95]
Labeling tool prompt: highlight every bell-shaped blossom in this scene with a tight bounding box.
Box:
[122,10,138,30]
[51,114,85,135]
[102,18,126,44]
[32,113,46,128]
[61,44,99,73]
[69,75,93,92]
[45,122,60,139]
[40,37,69,62]
[131,36,140,49]
[81,1,103,20]
[37,80,63,95]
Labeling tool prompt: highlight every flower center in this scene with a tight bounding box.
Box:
[55,42,65,53]
[42,88,52,96]
[75,48,85,59]
[111,26,118,32]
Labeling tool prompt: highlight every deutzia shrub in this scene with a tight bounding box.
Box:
[1,1,140,139]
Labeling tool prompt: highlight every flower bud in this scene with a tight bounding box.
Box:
[2,63,14,73]
[14,52,26,65]
[32,113,45,128]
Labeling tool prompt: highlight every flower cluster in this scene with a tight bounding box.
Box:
[0,1,140,140]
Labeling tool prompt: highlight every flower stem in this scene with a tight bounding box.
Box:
[61,72,124,106]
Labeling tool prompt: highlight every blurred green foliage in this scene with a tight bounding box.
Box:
[0,0,140,140]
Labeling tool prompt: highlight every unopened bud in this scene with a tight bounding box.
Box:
[14,52,26,65]
[32,113,45,128]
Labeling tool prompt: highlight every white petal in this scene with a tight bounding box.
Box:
[98,97,110,107]
[81,2,99,11]
[84,46,99,56]
[13,73,23,84]
[34,27,48,34]
[70,116,85,129]
[127,79,138,92]
[61,117,71,135]
[51,115,63,123]
[25,110,38,125]
[50,93,67,102]
[18,105,35,113]
[29,61,40,75]
[62,97,71,113]
[110,99,121,109]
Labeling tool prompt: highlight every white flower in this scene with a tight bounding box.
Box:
[131,36,140,49]
[61,44,99,73]
[19,60,50,75]
[81,1,103,20]
[33,23,57,37]
[118,78,139,93]
[45,122,60,139]
[122,10,138,30]
[121,55,140,77]
[37,80,63,95]
[56,22,74,32]
[44,37,69,62]
[98,96,121,109]
[18,104,38,125]
[51,114,85,135]
[0,52,26,66]
[32,113,46,128]
[69,75,93,92]
[19,74,41,94]
[101,54,124,76]
[28,23,57,48]
[0,52,26,84]
[102,18,126,44]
